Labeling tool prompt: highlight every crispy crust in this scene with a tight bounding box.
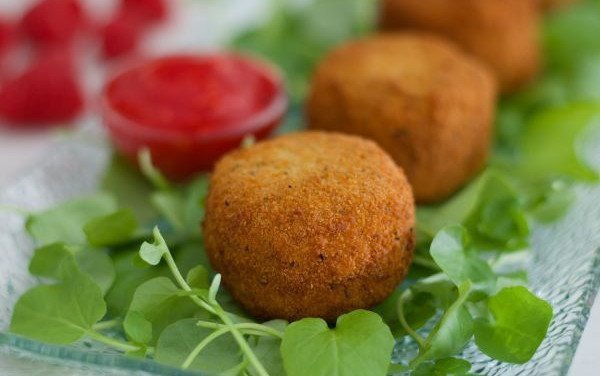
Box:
[307,34,496,203]
[379,0,541,93]
[203,131,415,321]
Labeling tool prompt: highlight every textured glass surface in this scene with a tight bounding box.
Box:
[0,131,599,376]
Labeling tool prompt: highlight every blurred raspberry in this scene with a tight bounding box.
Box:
[0,19,15,58]
[0,52,83,125]
[122,0,168,23]
[101,10,144,59]
[21,0,87,47]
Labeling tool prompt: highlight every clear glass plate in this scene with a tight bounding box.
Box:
[0,128,599,376]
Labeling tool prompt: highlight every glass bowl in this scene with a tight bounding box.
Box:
[0,128,599,375]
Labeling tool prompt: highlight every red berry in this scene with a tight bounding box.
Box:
[0,19,15,58]
[122,0,168,23]
[21,0,87,46]
[0,53,83,125]
[101,11,144,59]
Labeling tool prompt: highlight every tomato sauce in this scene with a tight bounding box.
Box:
[102,54,286,180]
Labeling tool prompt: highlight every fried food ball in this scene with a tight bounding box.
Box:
[307,34,496,203]
[539,0,579,11]
[203,131,415,321]
[379,0,541,93]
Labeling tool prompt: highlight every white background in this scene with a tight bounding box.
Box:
[0,0,598,374]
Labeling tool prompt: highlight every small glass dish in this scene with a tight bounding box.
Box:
[101,54,288,181]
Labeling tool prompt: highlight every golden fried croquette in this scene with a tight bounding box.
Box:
[379,0,541,93]
[203,131,415,321]
[307,34,496,203]
[539,0,579,11]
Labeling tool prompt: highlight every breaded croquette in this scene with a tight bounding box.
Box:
[379,0,541,93]
[307,34,496,203]
[203,131,415,321]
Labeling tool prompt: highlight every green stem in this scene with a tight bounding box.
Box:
[196,321,283,339]
[163,251,217,315]
[138,148,171,191]
[92,319,121,331]
[162,248,269,376]
[410,281,473,369]
[182,327,230,369]
[214,305,270,376]
[87,331,140,353]
[397,289,426,349]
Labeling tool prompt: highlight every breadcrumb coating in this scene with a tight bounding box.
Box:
[203,131,415,321]
[379,0,541,93]
[308,34,496,203]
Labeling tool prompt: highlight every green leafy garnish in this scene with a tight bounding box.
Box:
[83,209,139,248]
[155,319,242,374]
[474,286,553,364]
[125,277,199,344]
[429,226,495,293]
[10,273,106,344]
[25,194,117,246]
[281,310,395,376]
[29,243,115,294]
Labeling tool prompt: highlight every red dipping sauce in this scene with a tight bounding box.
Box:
[102,54,287,180]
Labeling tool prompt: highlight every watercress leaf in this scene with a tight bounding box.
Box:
[182,175,209,233]
[517,103,600,182]
[29,243,79,280]
[474,286,553,364]
[418,282,474,362]
[388,362,410,374]
[155,318,242,374]
[463,174,529,250]
[281,310,394,376]
[418,172,529,251]
[83,209,139,247]
[74,250,116,294]
[29,243,115,294]
[412,279,458,309]
[139,227,169,266]
[434,357,472,375]
[527,180,576,223]
[186,265,210,290]
[25,194,117,246]
[411,363,436,376]
[123,310,153,344]
[417,175,484,238]
[106,250,169,317]
[151,175,209,235]
[423,306,473,362]
[101,154,157,223]
[127,277,199,343]
[412,358,471,376]
[429,226,495,293]
[10,273,106,344]
[544,2,600,70]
